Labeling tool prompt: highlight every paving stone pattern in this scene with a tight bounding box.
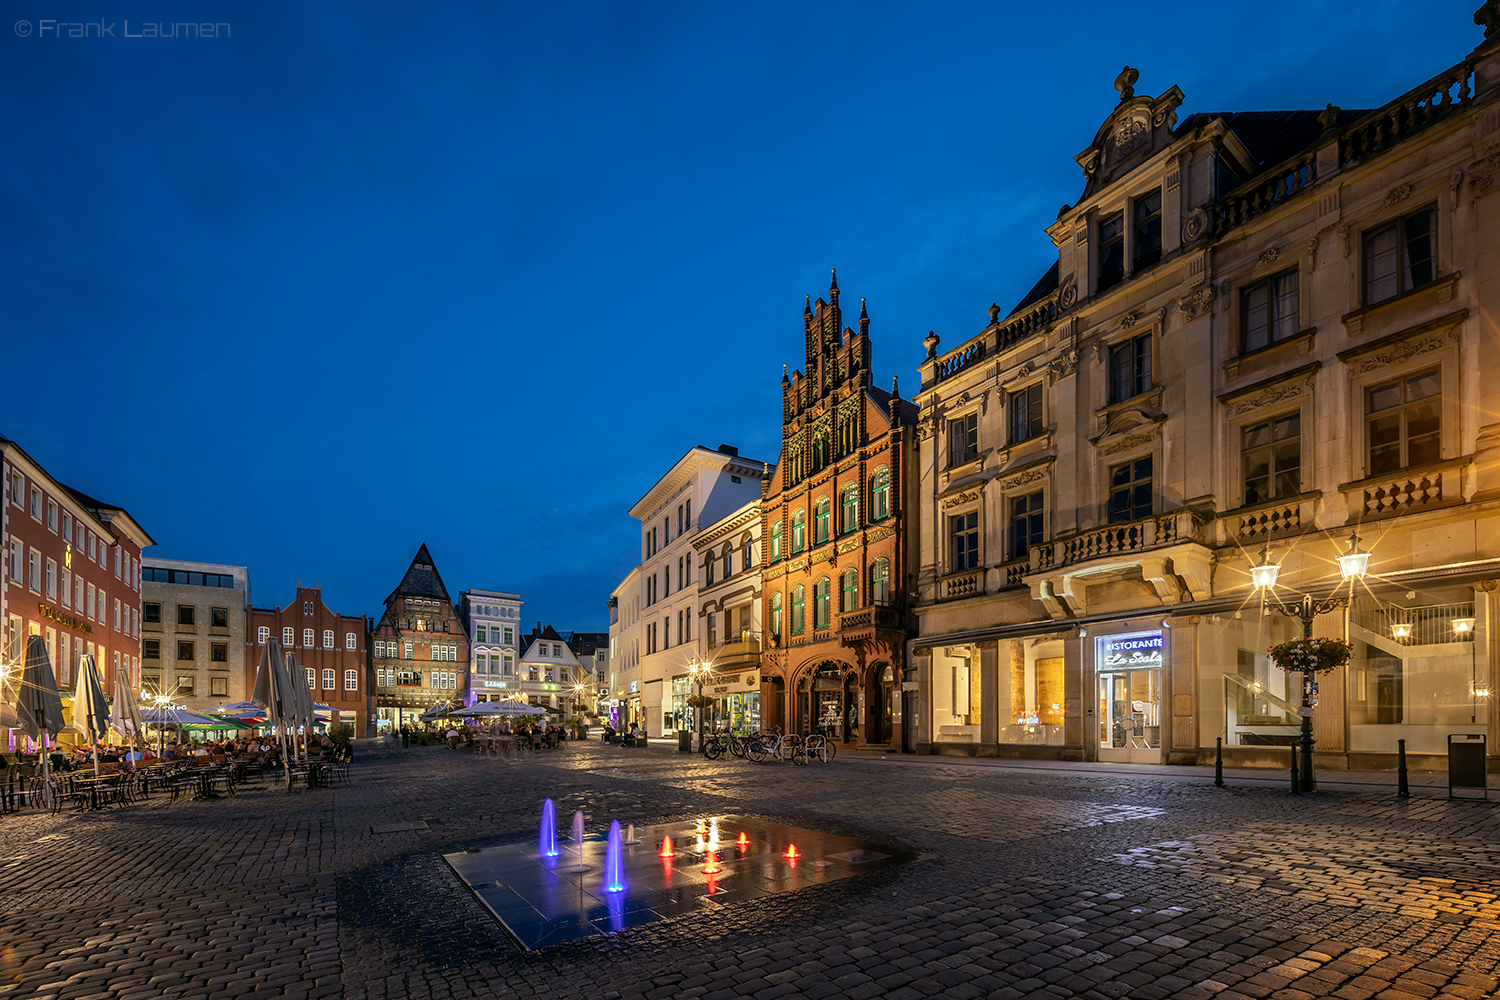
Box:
[1,742,1498,1000]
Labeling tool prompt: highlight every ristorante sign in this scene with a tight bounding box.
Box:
[1100,632,1163,668]
[38,603,92,633]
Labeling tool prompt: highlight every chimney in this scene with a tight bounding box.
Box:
[718,444,739,456]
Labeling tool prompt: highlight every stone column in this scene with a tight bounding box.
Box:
[1063,631,1086,761]
[914,648,933,755]
[976,640,999,756]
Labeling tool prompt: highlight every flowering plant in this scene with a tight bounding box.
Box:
[1268,637,1352,674]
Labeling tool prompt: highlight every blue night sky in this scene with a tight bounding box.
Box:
[0,1,1474,629]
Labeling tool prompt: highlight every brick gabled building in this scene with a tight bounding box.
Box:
[372,544,469,730]
[246,584,370,737]
[760,271,920,749]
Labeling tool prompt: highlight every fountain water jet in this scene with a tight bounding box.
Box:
[659,835,675,858]
[566,809,590,872]
[539,799,558,857]
[603,821,626,892]
[624,823,639,845]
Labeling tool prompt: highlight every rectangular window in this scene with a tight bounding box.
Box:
[1241,270,1299,353]
[114,599,121,630]
[949,511,980,571]
[61,570,71,609]
[177,640,195,660]
[211,607,229,628]
[283,626,295,646]
[345,669,358,691]
[9,472,20,506]
[1132,190,1162,272]
[503,626,513,645]
[404,642,413,659]
[28,550,41,593]
[177,675,195,696]
[75,577,84,611]
[211,642,228,662]
[7,540,19,583]
[1367,368,1441,475]
[257,625,269,645]
[87,583,96,619]
[1011,492,1045,560]
[1010,383,1043,443]
[1108,456,1154,522]
[211,676,229,698]
[144,601,161,624]
[1109,333,1152,404]
[46,499,57,532]
[1364,207,1436,305]
[503,653,514,675]
[1241,412,1302,505]
[143,639,161,660]
[1097,210,1125,291]
[303,628,315,647]
[949,412,979,467]
[322,668,335,690]
[45,558,57,600]
[178,604,195,626]
[346,632,356,651]
[30,487,41,519]
[322,629,334,648]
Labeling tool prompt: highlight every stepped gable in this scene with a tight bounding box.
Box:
[385,543,453,604]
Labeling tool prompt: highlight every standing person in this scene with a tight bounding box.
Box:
[401,725,409,749]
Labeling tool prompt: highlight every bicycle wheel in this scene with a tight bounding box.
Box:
[790,744,808,765]
[815,744,831,763]
[825,740,838,760]
[746,740,768,763]
[729,736,746,758]
[704,739,724,760]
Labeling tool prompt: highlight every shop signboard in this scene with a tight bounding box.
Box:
[1100,633,1163,668]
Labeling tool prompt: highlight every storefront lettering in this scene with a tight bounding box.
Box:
[1101,632,1163,668]
[38,603,91,633]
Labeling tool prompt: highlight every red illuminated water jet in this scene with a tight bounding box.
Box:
[659,836,675,858]
[701,851,723,874]
[736,832,750,851]
[784,844,799,860]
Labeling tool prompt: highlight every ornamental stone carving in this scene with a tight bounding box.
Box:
[1469,152,1500,198]
[1385,183,1413,206]
[940,486,984,510]
[1182,208,1209,243]
[1047,350,1079,385]
[1120,312,1138,329]
[1338,223,1351,257]
[1256,246,1280,267]
[1178,285,1215,320]
[1099,431,1157,456]
[1450,168,1464,211]
[1231,378,1313,418]
[1059,273,1078,309]
[999,468,1048,490]
[1352,333,1450,375]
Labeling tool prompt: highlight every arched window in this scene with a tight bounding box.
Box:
[871,467,891,520]
[871,557,891,605]
[791,586,806,634]
[792,510,806,553]
[814,497,831,544]
[841,567,858,611]
[771,520,783,561]
[770,591,783,637]
[841,484,858,534]
[742,536,754,569]
[814,577,831,629]
[722,544,734,578]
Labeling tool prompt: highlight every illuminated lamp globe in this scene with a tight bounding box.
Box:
[1390,621,1414,641]
[1337,532,1371,580]
[1250,545,1279,589]
[1453,617,1476,635]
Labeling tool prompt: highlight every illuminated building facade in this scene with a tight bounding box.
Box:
[910,13,1500,769]
[371,544,468,730]
[457,589,523,707]
[247,584,370,736]
[1,437,153,724]
[141,558,249,713]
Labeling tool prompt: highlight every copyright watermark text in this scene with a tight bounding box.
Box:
[14,19,231,38]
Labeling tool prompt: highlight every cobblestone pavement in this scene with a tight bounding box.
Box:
[2,742,1499,1000]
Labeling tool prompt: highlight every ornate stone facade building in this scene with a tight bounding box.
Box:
[910,12,1500,770]
[371,544,468,730]
[760,273,919,749]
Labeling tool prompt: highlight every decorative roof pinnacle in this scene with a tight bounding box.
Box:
[1114,66,1139,102]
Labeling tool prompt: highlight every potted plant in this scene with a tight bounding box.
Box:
[1268,637,1353,674]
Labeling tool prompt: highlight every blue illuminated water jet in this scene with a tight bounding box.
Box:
[539,798,558,857]
[604,820,626,892]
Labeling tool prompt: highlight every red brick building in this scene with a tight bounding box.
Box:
[372,545,469,730]
[247,585,372,737]
[2,438,154,709]
[759,273,919,749]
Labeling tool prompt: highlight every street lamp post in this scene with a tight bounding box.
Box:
[1251,531,1370,794]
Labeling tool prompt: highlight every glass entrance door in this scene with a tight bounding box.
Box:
[1097,667,1161,763]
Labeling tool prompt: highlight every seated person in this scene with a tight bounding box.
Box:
[48,749,73,772]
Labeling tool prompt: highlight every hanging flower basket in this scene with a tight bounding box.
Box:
[1268,637,1352,674]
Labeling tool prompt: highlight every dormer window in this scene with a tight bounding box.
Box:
[1132,190,1162,271]
[1097,211,1126,291]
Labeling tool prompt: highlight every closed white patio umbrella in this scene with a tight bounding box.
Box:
[71,655,111,779]
[15,635,66,804]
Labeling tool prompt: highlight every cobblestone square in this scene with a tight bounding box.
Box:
[2,743,1499,1000]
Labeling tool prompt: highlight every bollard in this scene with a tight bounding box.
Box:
[1214,737,1225,788]
[1290,741,1300,795]
[1397,737,1410,798]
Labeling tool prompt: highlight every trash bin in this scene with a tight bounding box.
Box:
[677,729,692,753]
[1449,733,1487,800]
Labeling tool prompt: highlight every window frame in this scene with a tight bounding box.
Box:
[1239,410,1303,507]
[870,557,891,605]
[1238,268,1301,355]
[1009,382,1043,444]
[948,509,980,573]
[813,577,831,630]
[1108,332,1154,405]
[840,485,858,535]
[791,510,806,553]
[1131,188,1163,273]
[871,467,892,520]
[1009,491,1045,561]
[1361,204,1438,306]
[1107,454,1155,523]
[948,411,979,468]
[1365,366,1443,476]
[791,585,806,634]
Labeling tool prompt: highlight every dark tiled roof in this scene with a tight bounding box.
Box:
[1175,108,1370,177]
[869,385,920,424]
[1008,261,1059,318]
[384,543,453,604]
[61,483,123,513]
